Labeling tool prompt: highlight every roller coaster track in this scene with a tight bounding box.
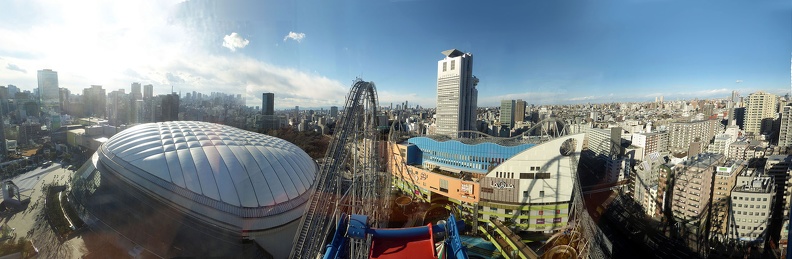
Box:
[290,79,387,259]
[455,117,569,141]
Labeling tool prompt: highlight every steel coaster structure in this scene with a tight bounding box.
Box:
[290,79,390,259]
[563,153,613,258]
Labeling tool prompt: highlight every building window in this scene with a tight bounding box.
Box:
[553,218,562,223]
[539,210,544,215]
[523,191,529,197]
[443,62,447,72]
[451,60,455,70]
[439,179,448,193]
[540,191,545,197]
[505,209,513,214]
[536,219,545,224]
[556,209,561,214]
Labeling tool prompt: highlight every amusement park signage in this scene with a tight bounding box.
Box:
[461,183,474,194]
[491,181,514,190]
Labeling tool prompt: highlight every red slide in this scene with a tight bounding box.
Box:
[369,223,438,259]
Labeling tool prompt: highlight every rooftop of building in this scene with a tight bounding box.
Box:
[716,160,745,177]
[681,153,724,169]
[441,49,466,57]
[733,176,774,194]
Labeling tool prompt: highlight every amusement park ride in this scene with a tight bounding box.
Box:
[289,79,610,259]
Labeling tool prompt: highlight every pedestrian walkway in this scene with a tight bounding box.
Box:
[2,164,85,258]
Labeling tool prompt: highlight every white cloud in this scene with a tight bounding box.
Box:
[0,1,346,108]
[6,63,26,73]
[283,31,305,43]
[222,32,249,52]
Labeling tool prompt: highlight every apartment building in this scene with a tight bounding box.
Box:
[671,153,725,220]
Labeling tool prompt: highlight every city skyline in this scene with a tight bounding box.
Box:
[0,0,789,109]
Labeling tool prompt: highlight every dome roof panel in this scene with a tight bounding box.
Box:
[101,121,316,217]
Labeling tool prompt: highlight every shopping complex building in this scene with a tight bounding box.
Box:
[388,133,585,234]
[68,121,316,258]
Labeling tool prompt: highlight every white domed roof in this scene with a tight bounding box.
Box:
[101,121,316,210]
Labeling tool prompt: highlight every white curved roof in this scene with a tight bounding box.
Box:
[102,121,316,208]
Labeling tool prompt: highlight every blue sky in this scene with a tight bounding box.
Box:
[0,0,790,108]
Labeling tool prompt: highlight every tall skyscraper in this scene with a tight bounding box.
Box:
[0,104,5,159]
[500,100,515,129]
[59,88,70,114]
[330,106,338,118]
[161,93,179,122]
[727,91,738,126]
[131,82,142,100]
[744,91,778,135]
[514,99,526,123]
[143,84,154,99]
[83,85,107,118]
[262,93,274,115]
[435,49,479,138]
[260,93,278,131]
[779,105,792,148]
[37,69,59,115]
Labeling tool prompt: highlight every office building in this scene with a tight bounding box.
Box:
[514,99,526,123]
[83,85,107,118]
[260,93,278,131]
[37,69,60,115]
[745,91,778,135]
[779,105,792,148]
[59,88,70,115]
[435,49,479,138]
[0,108,5,158]
[69,121,316,258]
[728,91,738,126]
[262,93,274,115]
[500,100,515,129]
[161,93,179,122]
[143,84,154,99]
[729,172,774,244]
[131,82,142,100]
[330,106,338,118]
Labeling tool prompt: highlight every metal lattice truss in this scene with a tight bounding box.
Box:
[290,79,389,259]
[566,154,613,259]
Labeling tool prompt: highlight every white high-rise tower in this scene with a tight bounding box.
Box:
[435,49,479,138]
[744,91,777,135]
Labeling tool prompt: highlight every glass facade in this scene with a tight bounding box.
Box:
[407,137,535,173]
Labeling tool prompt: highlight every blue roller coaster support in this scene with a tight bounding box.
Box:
[323,214,469,259]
